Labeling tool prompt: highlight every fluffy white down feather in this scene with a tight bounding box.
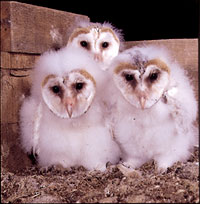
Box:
[105,45,198,171]
[20,47,120,171]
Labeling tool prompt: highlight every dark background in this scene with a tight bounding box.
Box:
[14,0,199,41]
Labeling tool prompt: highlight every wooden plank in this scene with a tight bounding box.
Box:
[1,52,39,69]
[1,69,32,124]
[1,1,11,52]
[1,123,33,172]
[1,1,89,54]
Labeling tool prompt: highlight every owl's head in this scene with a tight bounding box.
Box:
[67,21,123,70]
[41,69,96,118]
[112,46,171,109]
[32,47,103,118]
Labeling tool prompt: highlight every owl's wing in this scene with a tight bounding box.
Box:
[165,86,194,121]
[20,97,42,157]
[164,82,198,146]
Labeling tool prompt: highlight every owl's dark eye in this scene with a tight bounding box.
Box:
[52,86,60,94]
[80,41,88,48]
[75,82,84,90]
[149,72,158,82]
[102,42,109,48]
[125,74,134,81]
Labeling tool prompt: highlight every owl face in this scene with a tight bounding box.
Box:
[67,26,120,69]
[41,69,96,118]
[113,58,170,109]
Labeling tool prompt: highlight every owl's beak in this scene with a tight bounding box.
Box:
[139,97,146,109]
[65,97,76,118]
[66,106,73,118]
[94,53,103,62]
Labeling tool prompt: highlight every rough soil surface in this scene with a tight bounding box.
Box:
[1,147,199,203]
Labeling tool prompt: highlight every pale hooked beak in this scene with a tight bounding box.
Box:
[93,53,103,62]
[139,96,146,110]
[65,97,76,118]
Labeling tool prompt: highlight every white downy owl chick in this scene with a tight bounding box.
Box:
[107,45,198,171]
[19,47,120,171]
[66,20,123,70]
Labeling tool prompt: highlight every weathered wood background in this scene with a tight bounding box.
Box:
[1,1,198,172]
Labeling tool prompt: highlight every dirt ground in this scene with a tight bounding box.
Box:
[1,147,199,203]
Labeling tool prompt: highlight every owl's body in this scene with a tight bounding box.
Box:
[21,97,119,170]
[20,47,120,171]
[67,20,123,70]
[107,45,198,171]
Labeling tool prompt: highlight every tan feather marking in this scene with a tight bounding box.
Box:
[101,27,119,43]
[72,69,96,87]
[42,74,56,87]
[114,62,138,74]
[68,27,90,43]
[145,59,170,73]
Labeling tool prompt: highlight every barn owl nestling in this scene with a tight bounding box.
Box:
[107,45,198,171]
[66,20,123,70]
[19,47,120,171]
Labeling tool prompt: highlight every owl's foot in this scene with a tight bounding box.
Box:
[28,149,38,165]
[52,164,70,173]
[120,158,143,169]
[39,166,51,174]
[117,163,142,178]
[121,161,135,169]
